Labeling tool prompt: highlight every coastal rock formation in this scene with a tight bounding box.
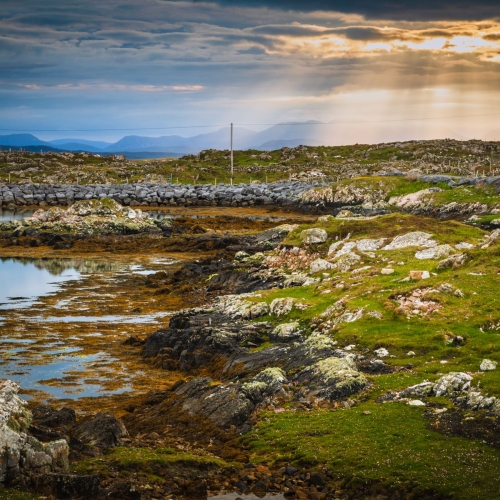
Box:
[0,198,163,235]
[0,380,70,486]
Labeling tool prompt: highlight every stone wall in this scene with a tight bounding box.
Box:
[0,181,320,208]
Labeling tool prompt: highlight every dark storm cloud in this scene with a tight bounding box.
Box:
[207,0,500,21]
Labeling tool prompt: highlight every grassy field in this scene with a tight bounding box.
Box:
[235,213,500,498]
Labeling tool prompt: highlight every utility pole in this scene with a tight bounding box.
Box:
[230,122,233,185]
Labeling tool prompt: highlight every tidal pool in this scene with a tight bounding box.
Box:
[0,256,175,402]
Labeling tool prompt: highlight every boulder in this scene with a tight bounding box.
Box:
[300,228,328,244]
[335,252,361,272]
[295,356,368,400]
[480,359,497,371]
[310,258,333,274]
[76,412,128,450]
[415,244,455,260]
[433,372,472,397]
[382,231,437,250]
[241,367,287,403]
[270,322,303,342]
[270,297,308,317]
[437,253,467,270]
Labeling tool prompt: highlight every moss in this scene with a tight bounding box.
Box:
[74,446,232,476]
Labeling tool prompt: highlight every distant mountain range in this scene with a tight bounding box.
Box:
[0,122,498,158]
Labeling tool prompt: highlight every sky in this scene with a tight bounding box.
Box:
[1,0,500,144]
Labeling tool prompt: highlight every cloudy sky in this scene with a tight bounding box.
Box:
[1,0,500,144]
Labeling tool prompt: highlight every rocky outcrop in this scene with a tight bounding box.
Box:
[0,199,163,235]
[0,380,70,486]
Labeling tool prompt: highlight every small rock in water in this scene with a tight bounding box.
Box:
[480,359,497,371]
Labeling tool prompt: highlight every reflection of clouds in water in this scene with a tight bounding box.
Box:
[1,257,124,276]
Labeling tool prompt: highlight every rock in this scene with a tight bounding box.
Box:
[437,253,467,270]
[335,252,361,272]
[415,244,455,260]
[317,215,335,222]
[434,372,472,397]
[44,440,70,472]
[174,378,254,431]
[480,359,497,371]
[0,381,69,485]
[408,400,426,406]
[76,413,128,450]
[300,228,328,244]
[241,367,287,403]
[410,270,430,280]
[234,251,250,261]
[380,268,394,275]
[455,242,474,250]
[270,297,308,317]
[382,231,437,250]
[310,258,333,274]
[31,406,76,428]
[374,348,389,358]
[407,351,416,356]
[270,322,303,342]
[295,356,368,400]
[356,238,386,251]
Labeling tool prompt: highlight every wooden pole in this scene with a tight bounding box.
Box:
[230,123,233,185]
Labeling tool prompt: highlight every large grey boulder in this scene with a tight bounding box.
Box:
[0,380,69,485]
[300,228,328,244]
[382,231,437,250]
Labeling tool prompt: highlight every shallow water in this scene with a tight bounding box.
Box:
[0,258,82,309]
[0,257,175,401]
[0,208,35,221]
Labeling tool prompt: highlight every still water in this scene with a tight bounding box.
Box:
[0,257,171,401]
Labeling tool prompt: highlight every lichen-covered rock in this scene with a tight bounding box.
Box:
[480,359,497,371]
[21,198,163,235]
[434,372,472,397]
[415,244,455,260]
[0,381,69,484]
[270,297,308,317]
[300,228,328,244]
[437,253,467,270]
[241,367,287,403]
[335,252,361,272]
[382,231,437,250]
[216,294,269,319]
[0,380,31,433]
[310,258,333,274]
[297,356,368,400]
[270,322,303,342]
[356,238,386,251]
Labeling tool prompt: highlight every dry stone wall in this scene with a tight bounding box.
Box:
[0,181,321,208]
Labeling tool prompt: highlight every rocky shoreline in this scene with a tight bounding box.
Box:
[1,182,500,499]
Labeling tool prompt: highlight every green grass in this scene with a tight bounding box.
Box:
[0,490,41,500]
[239,212,500,498]
[73,446,233,477]
[244,403,500,499]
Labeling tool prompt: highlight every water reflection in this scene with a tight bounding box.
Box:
[0,208,35,221]
[2,257,124,276]
[0,258,82,309]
